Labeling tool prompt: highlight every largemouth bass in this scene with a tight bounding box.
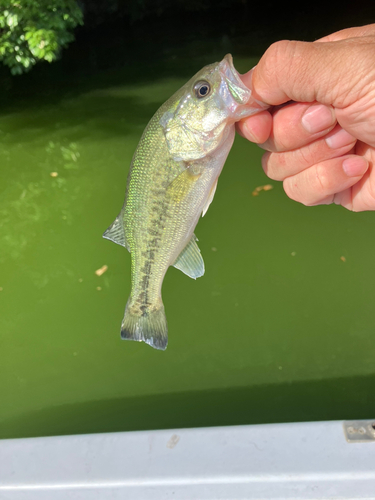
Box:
[103,54,267,350]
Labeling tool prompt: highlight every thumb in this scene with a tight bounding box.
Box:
[243,39,375,108]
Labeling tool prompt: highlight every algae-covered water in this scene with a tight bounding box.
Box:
[1,55,374,439]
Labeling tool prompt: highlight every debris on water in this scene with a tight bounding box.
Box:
[252,184,273,196]
[340,256,346,262]
[50,172,58,177]
[211,247,217,252]
[95,265,108,276]
[291,251,296,257]
[0,287,3,292]
[78,278,83,282]
[96,286,102,291]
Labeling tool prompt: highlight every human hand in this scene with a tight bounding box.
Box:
[238,24,375,211]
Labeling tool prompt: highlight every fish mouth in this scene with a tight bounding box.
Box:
[219,54,252,105]
[219,53,270,117]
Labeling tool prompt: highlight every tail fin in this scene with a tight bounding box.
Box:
[121,300,168,351]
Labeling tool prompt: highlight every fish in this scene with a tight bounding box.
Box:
[103,54,268,350]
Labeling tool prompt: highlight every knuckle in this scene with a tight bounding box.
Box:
[262,152,287,181]
[298,147,311,166]
[283,173,319,206]
[314,162,332,192]
[283,177,303,203]
[262,40,296,83]
[266,40,297,62]
[273,134,290,152]
[269,40,317,102]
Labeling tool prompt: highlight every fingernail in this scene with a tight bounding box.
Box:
[301,104,335,134]
[243,122,258,143]
[326,127,356,149]
[342,157,368,177]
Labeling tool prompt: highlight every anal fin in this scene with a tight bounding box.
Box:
[173,234,204,279]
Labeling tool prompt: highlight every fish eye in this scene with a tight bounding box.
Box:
[194,81,211,99]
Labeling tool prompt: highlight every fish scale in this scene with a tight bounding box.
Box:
[103,54,269,350]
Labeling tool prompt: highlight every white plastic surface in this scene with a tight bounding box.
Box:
[1,420,375,499]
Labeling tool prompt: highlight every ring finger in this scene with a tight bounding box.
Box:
[283,154,369,206]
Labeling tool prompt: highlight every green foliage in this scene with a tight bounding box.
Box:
[0,0,83,74]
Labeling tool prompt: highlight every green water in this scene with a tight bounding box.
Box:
[1,56,374,439]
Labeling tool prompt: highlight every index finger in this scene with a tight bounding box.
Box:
[316,24,375,42]
[242,38,373,107]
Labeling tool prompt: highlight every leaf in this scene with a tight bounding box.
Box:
[0,0,83,73]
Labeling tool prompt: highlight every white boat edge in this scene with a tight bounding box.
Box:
[0,419,375,499]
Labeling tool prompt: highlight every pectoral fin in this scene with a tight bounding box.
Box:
[173,234,204,279]
[166,167,201,204]
[103,213,129,251]
[202,179,218,217]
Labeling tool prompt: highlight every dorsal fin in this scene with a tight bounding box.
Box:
[173,234,204,279]
[103,213,129,251]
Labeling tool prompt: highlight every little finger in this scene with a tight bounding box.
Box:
[283,155,369,206]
